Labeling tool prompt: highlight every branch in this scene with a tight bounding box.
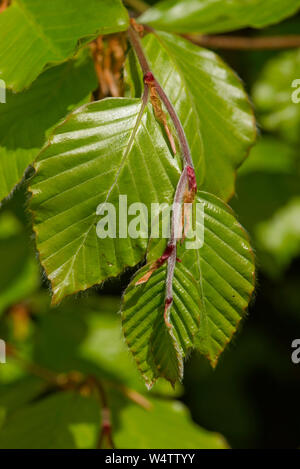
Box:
[7,343,154,449]
[184,34,300,50]
[128,25,199,328]
[8,344,116,449]
[127,25,151,75]
[88,378,115,449]
[128,25,194,169]
[119,385,152,410]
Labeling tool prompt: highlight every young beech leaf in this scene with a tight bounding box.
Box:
[121,262,199,388]
[0,0,129,92]
[126,32,256,201]
[139,0,300,34]
[29,98,180,304]
[121,192,255,386]
[182,193,255,365]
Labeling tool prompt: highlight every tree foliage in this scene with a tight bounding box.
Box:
[0,0,299,449]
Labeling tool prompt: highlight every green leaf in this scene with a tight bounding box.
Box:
[256,197,300,271]
[0,377,46,429]
[0,212,39,316]
[33,296,143,388]
[0,52,97,202]
[29,98,180,304]
[121,262,200,388]
[13,292,179,398]
[238,137,297,176]
[122,192,255,385]
[232,140,300,233]
[183,193,255,365]
[231,137,300,277]
[0,0,129,91]
[111,391,228,449]
[0,391,100,449]
[126,32,256,200]
[253,49,300,144]
[139,0,300,34]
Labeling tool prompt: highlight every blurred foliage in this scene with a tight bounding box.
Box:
[253,49,300,144]
[0,0,300,449]
[0,190,40,317]
[0,286,226,448]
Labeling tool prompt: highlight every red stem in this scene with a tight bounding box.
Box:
[128,26,194,169]
[128,26,197,328]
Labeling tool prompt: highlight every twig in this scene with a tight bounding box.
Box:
[7,343,154,449]
[8,344,115,449]
[184,34,300,50]
[119,385,152,410]
[128,25,151,75]
[128,25,198,327]
[88,378,115,449]
[124,0,149,14]
[163,172,197,325]
[128,25,194,169]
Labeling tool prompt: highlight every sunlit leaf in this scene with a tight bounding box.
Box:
[30,98,180,303]
[111,390,228,449]
[139,0,300,34]
[0,0,129,91]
